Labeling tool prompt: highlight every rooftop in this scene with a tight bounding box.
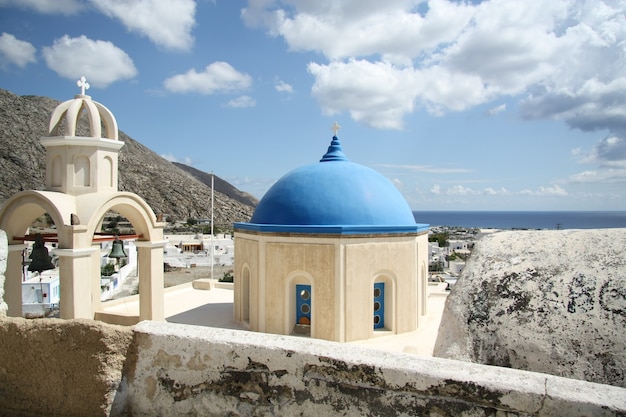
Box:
[101,282,448,355]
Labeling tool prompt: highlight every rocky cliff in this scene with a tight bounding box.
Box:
[0,89,256,226]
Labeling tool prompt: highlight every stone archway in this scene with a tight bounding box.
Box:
[0,191,165,322]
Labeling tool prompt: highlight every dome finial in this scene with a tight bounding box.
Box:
[321,123,348,162]
[77,76,90,96]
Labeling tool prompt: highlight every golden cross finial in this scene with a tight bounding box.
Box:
[331,121,341,136]
[77,76,90,95]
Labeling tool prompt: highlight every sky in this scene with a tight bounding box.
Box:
[0,0,625,211]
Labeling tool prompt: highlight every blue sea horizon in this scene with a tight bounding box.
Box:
[412,211,626,230]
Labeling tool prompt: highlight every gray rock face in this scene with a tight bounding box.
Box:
[433,229,626,388]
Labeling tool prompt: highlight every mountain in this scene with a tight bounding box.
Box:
[0,89,256,227]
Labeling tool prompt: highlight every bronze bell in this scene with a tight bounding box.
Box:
[28,234,55,273]
[108,237,128,259]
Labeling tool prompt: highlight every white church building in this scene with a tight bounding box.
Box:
[233,131,430,343]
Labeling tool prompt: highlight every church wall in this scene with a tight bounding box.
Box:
[417,232,429,318]
[265,242,335,340]
[344,238,419,342]
[233,236,259,329]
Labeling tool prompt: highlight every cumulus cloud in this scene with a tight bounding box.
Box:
[224,95,256,108]
[244,0,626,133]
[0,0,83,14]
[309,59,419,129]
[275,79,293,93]
[91,0,196,51]
[42,35,137,88]
[164,62,252,94]
[0,33,36,68]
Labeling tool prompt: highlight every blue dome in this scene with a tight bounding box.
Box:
[237,136,425,235]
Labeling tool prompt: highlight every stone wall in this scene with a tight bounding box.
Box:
[0,317,133,417]
[1,318,625,416]
[434,228,626,388]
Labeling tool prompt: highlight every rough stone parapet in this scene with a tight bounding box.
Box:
[1,317,624,416]
[0,317,133,417]
[434,228,626,388]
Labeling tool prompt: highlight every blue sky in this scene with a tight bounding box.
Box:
[1,0,625,211]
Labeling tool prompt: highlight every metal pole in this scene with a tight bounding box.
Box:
[211,172,214,280]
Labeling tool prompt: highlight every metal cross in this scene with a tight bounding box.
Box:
[77,76,90,95]
[331,121,341,136]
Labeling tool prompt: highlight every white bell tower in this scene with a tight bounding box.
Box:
[41,77,123,196]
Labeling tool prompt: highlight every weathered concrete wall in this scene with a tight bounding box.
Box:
[434,228,626,388]
[0,318,624,416]
[121,321,626,416]
[0,317,133,417]
[0,229,7,316]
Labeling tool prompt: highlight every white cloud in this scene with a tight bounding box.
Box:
[164,62,252,94]
[243,0,473,61]
[161,153,193,165]
[447,185,480,196]
[0,33,36,68]
[520,184,568,196]
[275,79,293,93]
[376,163,473,174]
[90,0,196,51]
[309,59,419,129]
[568,134,626,184]
[224,95,256,108]
[487,104,506,116]
[430,184,441,195]
[0,0,83,14]
[245,0,626,135]
[42,35,137,88]
[569,169,626,184]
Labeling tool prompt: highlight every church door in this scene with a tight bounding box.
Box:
[374,282,385,329]
[296,284,311,326]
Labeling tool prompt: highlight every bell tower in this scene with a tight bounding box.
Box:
[41,76,123,196]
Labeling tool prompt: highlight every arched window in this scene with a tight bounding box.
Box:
[241,266,250,323]
[374,273,395,332]
[286,272,313,337]
[74,155,90,187]
[51,156,62,187]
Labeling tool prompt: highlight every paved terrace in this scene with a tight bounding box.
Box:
[101,282,448,355]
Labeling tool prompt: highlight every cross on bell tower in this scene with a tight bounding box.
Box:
[77,76,90,96]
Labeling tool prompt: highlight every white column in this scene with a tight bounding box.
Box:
[135,240,167,321]
[6,244,27,317]
[54,247,99,319]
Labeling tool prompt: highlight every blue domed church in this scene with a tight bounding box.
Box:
[234,132,429,342]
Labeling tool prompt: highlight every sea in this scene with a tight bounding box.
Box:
[412,211,626,230]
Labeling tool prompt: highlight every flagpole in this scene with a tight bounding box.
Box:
[211,171,214,281]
